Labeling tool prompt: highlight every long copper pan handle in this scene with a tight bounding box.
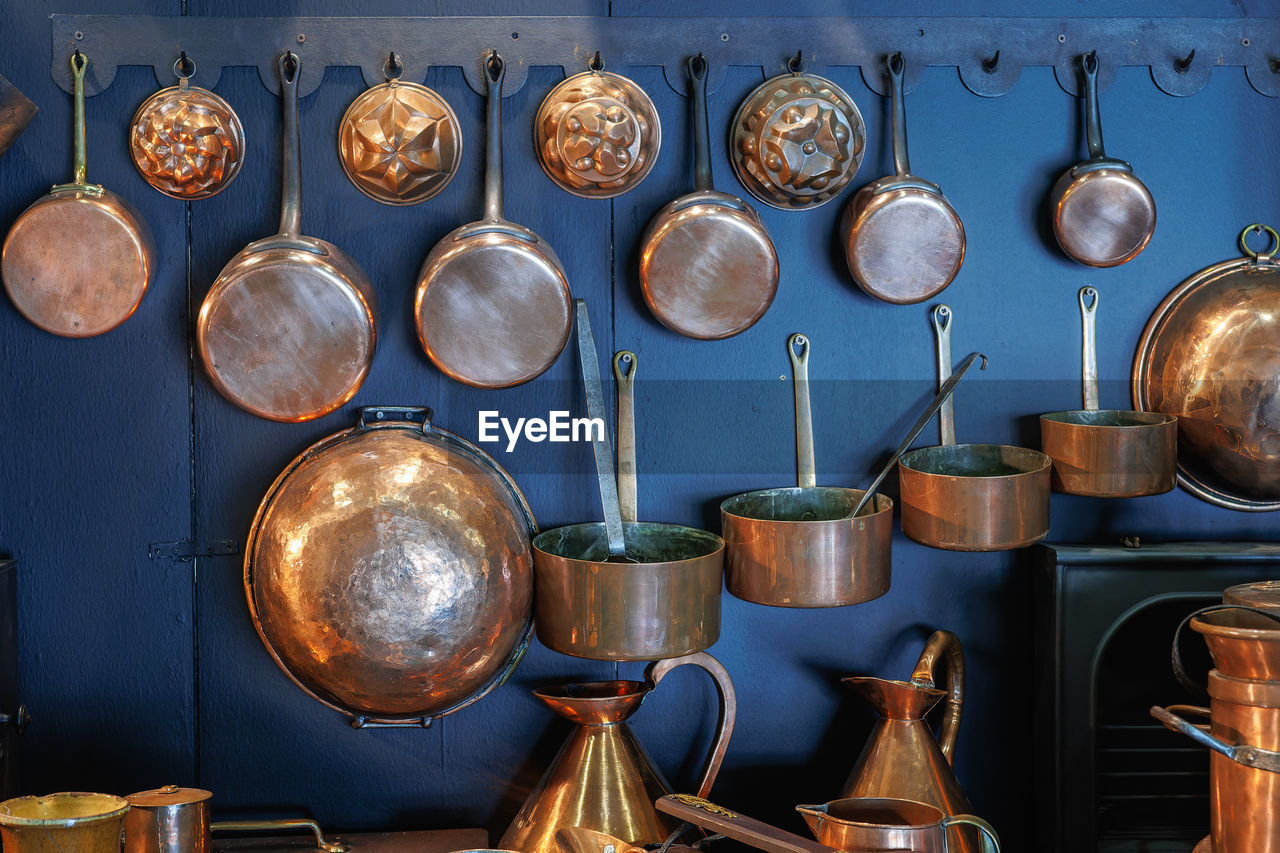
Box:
[575,300,626,558]
[646,652,737,799]
[932,305,955,446]
[656,795,834,853]
[52,52,100,196]
[1150,704,1280,774]
[789,334,816,489]
[1079,286,1099,411]
[211,819,347,853]
[614,351,638,524]
[910,630,966,765]
[851,351,987,518]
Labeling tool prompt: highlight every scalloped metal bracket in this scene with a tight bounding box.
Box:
[51,15,1280,100]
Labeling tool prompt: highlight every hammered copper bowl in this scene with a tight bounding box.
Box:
[535,68,660,199]
[245,410,535,723]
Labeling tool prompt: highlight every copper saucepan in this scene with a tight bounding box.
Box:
[534,300,723,660]
[841,53,963,305]
[1040,286,1176,496]
[3,52,155,338]
[124,786,346,853]
[639,54,779,340]
[197,53,376,423]
[721,333,986,607]
[1051,52,1155,268]
[898,306,1051,551]
[415,51,572,388]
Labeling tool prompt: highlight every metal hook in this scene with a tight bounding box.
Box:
[174,50,195,80]
[1174,48,1195,74]
[72,47,84,68]
[1270,58,1280,74]
[788,49,804,73]
[982,49,1000,73]
[384,50,403,80]
[588,49,604,72]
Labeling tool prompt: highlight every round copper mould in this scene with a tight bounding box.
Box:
[338,63,462,205]
[535,65,660,199]
[1133,223,1280,511]
[730,65,865,210]
[245,407,536,724]
[130,63,244,200]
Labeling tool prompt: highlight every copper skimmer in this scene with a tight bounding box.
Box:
[3,52,155,338]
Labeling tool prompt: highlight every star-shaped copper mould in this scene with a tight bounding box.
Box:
[731,72,865,210]
[338,80,462,205]
[130,84,245,200]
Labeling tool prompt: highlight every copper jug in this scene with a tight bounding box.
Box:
[797,798,998,853]
[499,652,735,853]
[841,630,978,852]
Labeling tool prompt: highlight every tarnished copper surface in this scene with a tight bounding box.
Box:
[1133,224,1280,511]
[1207,673,1280,853]
[130,80,244,200]
[2,52,154,338]
[0,794,130,853]
[500,653,735,853]
[533,521,723,660]
[535,67,660,199]
[198,53,376,423]
[125,787,210,853]
[1191,609,1280,681]
[338,76,462,205]
[729,68,864,210]
[416,52,572,388]
[245,412,535,722]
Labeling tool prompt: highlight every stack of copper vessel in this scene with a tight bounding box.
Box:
[1153,581,1280,853]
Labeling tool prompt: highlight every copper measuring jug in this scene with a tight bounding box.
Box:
[499,653,735,853]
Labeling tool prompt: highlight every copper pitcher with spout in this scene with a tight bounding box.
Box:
[500,652,736,853]
[842,630,978,852]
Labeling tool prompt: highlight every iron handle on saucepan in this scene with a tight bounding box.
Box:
[614,351,638,524]
[645,652,738,798]
[1074,51,1132,176]
[1150,704,1280,774]
[575,300,627,560]
[789,334,816,490]
[934,305,957,447]
[909,630,965,764]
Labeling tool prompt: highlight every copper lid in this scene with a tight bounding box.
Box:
[535,66,660,199]
[730,68,865,210]
[126,786,212,808]
[337,65,463,206]
[1224,581,1280,613]
[130,72,245,200]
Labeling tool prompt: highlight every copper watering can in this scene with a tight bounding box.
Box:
[499,652,736,853]
[656,793,999,853]
[842,631,980,853]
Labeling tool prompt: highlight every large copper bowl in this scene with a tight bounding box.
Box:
[1133,224,1280,511]
[245,407,535,725]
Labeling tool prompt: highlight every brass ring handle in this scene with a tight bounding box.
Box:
[910,630,965,765]
[645,651,738,799]
[1239,223,1279,262]
[940,814,1000,853]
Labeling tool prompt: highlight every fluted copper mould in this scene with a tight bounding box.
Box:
[1040,286,1177,497]
[416,52,572,388]
[0,793,130,853]
[655,793,1000,853]
[841,53,963,305]
[898,306,1051,551]
[640,54,778,340]
[198,53,376,423]
[338,52,462,205]
[130,55,244,200]
[534,302,723,660]
[2,52,155,338]
[244,405,535,725]
[124,786,347,853]
[1051,52,1155,268]
[499,652,736,853]
[1133,223,1280,511]
[729,53,864,210]
[535,55,660,198]
[842,631,982,853]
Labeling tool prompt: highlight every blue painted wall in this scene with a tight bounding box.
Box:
[3,1,1280,850]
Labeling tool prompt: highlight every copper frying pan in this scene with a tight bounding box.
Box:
[2,52,155,338]
[197,53,376,423]
[639,54,779,340]
[415,52,573,388]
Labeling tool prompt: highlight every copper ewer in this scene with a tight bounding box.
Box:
[535,55,660,198]
[534,302,722,660]
[1039,286,1177,497]
[728,54,865,210]
[500,653,735,853]
[898,306,1051,552]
